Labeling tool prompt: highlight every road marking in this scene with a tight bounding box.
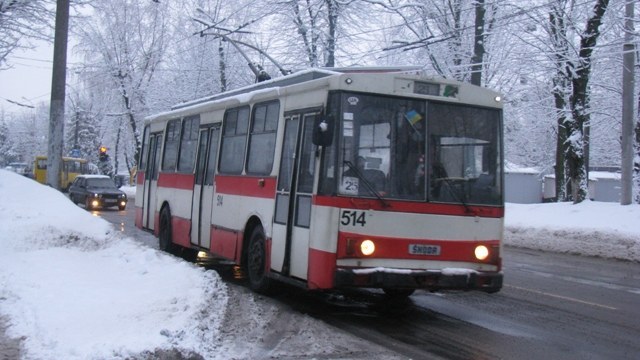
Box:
[506,284,617,310]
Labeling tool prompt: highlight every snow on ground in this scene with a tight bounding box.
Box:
[0,170,403,360]
[0,169,639,359]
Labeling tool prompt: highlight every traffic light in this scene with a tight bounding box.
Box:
[99,146,109,162]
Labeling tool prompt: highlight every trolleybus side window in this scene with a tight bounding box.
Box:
[139,126,149,171]
[220,106,250,174]
[152,135,162,180]
[204,127,221,185]
[177,115,200,173]
[247,101,279,175]
[297,115,316,194]
[162,118,181,171]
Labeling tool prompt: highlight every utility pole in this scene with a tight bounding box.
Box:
[621,0,635,205]
[46,0,70,190]
[470,0,486,86]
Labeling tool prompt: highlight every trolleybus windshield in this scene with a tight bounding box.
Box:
[327,92,502,205]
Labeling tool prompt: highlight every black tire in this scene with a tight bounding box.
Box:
[246,226,272,294]
[383,288,415,298]
[159,207,176,254]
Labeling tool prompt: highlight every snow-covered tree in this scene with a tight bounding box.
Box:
[64,93,101,164]
[74,0,171,166]
[0,112,19,165]
[0,0,55,68]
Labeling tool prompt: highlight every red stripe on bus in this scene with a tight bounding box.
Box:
[313,195,503,218]
[337,232,501,267]
[157,172,195,190]
[215,175,277,198]
[308,248,337,289]
[136,171,145,185]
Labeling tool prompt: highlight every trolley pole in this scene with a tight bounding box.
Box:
[46,0,70,190]
[621,0,635,205]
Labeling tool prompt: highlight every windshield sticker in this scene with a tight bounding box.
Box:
[343,119,353,136]
[340,176,359,195]
[344,112,354,120]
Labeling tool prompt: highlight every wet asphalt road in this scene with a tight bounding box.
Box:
[85,207,640,359]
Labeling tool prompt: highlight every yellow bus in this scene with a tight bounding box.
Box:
[33,156,89,190]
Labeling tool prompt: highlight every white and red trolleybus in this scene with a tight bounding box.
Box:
[135,68,504,297]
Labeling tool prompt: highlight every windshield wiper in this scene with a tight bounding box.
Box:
[343,160,389,208]
[439,177,475,214]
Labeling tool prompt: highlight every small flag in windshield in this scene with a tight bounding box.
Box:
[405,110,423,125]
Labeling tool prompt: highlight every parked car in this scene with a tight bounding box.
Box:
[68,175,127,210]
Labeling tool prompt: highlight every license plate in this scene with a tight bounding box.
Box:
[409,244,441,256]
[104,199,117,204]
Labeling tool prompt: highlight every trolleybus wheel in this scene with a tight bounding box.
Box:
[159,207,176,254]
[383,288,415,298]
[247,226,272,294]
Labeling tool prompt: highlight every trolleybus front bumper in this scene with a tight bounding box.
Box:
[334,267,503,293]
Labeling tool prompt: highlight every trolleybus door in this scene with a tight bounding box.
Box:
[273,112,317,280]
[190,126,220,249]
[143,134,162,231]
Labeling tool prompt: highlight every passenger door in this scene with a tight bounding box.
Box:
[142,134,162,231]
[272,111,318,280]
[190,126,220,249]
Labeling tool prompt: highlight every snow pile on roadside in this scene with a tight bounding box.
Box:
[0,170,229,359]
[505,201,640,262]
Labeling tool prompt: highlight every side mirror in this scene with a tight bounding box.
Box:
[312,114,334,146]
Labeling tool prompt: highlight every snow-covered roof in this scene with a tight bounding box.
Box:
[171,69,338,111]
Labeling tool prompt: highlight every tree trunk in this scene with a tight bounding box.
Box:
[550,6,570,201]
[635,69,640,203]
[219,39,227,92]
[566,0,609,203]
[325,0,338,67]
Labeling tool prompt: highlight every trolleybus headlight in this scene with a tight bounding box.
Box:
[360,240,375,256]
[474,245,489,261]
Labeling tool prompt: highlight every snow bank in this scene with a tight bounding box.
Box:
[0,170,229,359]
[505,201,640,262]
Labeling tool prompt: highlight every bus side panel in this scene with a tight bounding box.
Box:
[156,173,195,247]
[171,216,192,248]
[210,175,277,265]
[307,204,340,289]
[211,226,239,261]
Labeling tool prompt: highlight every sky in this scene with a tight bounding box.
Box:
[0,42,55,112]
[0,169,639,359]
